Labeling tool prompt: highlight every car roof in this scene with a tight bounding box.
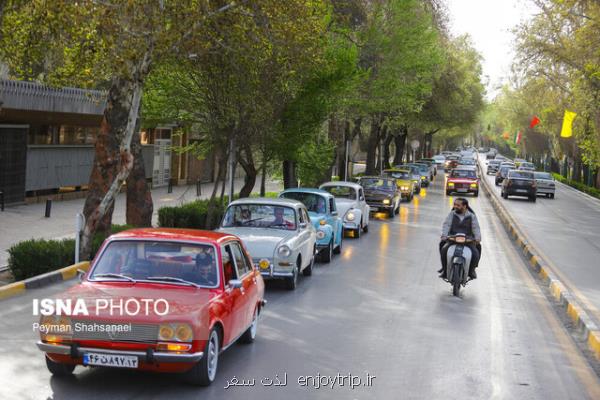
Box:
[229,196,304,208]
[384,168,410,172]
[280,187,333,197]
[360,175,395,180]
[320,181,362,190]
[109,228,239,245]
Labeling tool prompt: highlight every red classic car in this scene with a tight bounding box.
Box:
[446,167,479,197]
[36,228,266,386]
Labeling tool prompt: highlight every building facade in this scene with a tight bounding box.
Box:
[0,79,214,205]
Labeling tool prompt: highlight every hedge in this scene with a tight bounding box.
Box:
[7,224,132,281]
[552,173,600,200]
[158,192,279,230]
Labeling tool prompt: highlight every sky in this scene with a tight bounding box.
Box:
[446,0,537,99]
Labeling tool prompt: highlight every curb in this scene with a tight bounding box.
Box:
[478,163,600,361]
[0,261,90,301]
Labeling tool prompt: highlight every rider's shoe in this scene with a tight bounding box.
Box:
[468,269,477,280]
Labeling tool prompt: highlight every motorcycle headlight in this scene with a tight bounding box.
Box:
[401,186,408,191]
[382,199,391,205]
[346,211,356,221]
[316,230,326,239]
[277,245,292,258]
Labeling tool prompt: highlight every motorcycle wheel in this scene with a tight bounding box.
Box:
[452,265,461,297]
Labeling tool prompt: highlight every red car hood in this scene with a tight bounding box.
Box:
[55,282,217,323]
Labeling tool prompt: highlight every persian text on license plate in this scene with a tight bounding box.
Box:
[516,189,528,193]
[457,188,468,192]
[83,352,138,368]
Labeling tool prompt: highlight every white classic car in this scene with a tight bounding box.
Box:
[217,197,317,290]
[319,181,370,238]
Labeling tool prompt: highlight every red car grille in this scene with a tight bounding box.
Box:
[71,320,159,343]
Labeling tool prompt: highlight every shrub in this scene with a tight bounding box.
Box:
[7,224,134,281]
[8,238,75,281]
[552,173,600,199]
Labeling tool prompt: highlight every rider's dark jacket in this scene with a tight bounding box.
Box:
[441,210,481,241]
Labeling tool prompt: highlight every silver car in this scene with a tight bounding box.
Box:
[218,198,317,290]
[534,171,556,199]
[320,181,370,238]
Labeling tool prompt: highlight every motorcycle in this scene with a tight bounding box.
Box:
[445,234,474,296]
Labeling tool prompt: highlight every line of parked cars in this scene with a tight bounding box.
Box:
[41,172,437,386]
[486,154,556,201]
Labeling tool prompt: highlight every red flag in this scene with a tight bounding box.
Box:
[529,116,540,128]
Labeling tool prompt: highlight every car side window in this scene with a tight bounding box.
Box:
[298,209,305,224]
[359,188,365,201]
[221,244,238,284]
[329,198,336,214]
[230,242,250,277]
[302,208,311,223]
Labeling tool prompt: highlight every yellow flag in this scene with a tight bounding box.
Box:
[560,110,577,138]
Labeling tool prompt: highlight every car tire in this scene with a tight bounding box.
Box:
[550,193,555,199]
[240,308,258,344]
[185,328,220,386]
[321,240,333,263]
[474,191,479,197]
[363,223,369,233]
[286,261,299,290]
[333,235,342,254]
[530,196,537,202]
[388,207,395,218]
[303,248,315,276]
[45,356,75,376]
[446,190,451,196]
[354,226,361,239]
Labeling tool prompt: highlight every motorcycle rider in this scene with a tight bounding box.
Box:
[438,198,481,280]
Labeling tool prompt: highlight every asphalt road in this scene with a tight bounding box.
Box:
[480,160,600,327]
[1,173,599,399]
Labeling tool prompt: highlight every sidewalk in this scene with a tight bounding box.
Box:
[0,178,283,270]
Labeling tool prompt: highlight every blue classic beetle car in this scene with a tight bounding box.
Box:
[279,188,343,263]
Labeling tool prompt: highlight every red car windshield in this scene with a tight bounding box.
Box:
[90,240,219,288]
[450,170,477,179]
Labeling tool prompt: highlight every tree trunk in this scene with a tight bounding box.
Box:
[393,126,407,165]
[365,117,382,175]
[238,144,256,198]
[80,74,146,260]
[382,129,393,170]
[336,120,351,180]
[205,151,228,229]
[126,127,153,227]
[283,160,296,188]
[260,158,267,196]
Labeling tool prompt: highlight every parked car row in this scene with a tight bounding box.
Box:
[38,155,445,385]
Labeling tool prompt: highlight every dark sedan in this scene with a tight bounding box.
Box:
[501,170,537,202]
[495,165,513,186]
[357,176,401,218]
[487,159,501,175]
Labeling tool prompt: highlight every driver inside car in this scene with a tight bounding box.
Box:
[184,251,217,286]
[438,198,481,280]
